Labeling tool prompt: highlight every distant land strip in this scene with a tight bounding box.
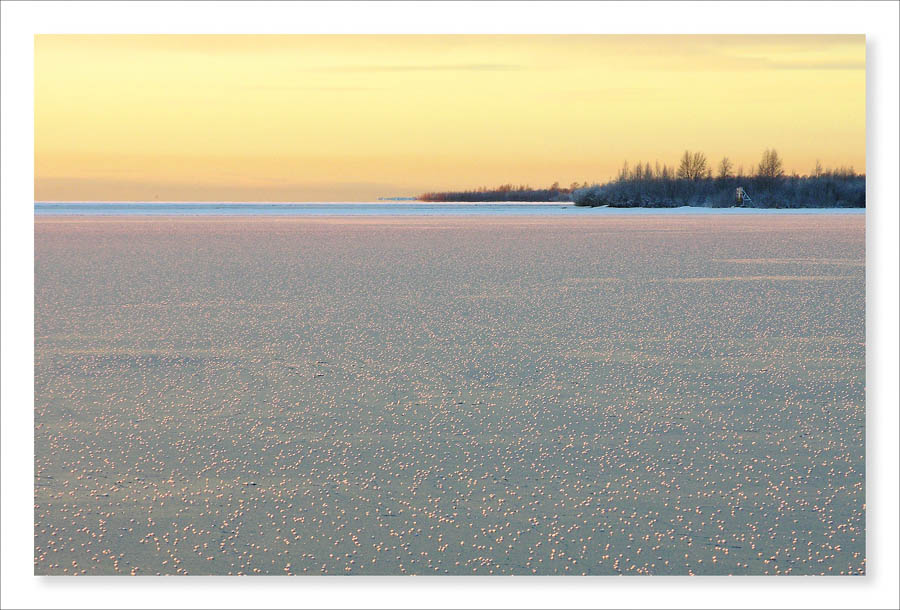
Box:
[419,150,864,209]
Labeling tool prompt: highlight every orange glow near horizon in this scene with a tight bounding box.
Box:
[35,35,865,202]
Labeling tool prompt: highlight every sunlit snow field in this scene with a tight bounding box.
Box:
[34,212,865,575]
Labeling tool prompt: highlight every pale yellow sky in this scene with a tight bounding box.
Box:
[35,35,865,201]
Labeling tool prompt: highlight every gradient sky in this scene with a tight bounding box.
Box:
[35,35,865,202]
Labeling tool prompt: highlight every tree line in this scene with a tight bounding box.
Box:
[418,149,865,208]
[419,182,583,203]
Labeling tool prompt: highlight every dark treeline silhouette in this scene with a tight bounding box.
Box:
[419,182,581,202]
[573,150,864,208]
[419,150,865,208]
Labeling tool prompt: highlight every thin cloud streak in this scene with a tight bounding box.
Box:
[318,63,523,72]
[769,61,865,71]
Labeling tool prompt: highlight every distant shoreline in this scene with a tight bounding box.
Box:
[419,156,865,208]
[34,202,865,218]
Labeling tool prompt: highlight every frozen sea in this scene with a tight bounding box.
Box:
[34,202,865,217]
[35,213,865,575]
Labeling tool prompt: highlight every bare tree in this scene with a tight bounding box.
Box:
[813,159,823,178]
[695,152,710,179]
[677,150,709,180]
[758,149,785,179]
[677,151,691,179]
[718,157,734,179]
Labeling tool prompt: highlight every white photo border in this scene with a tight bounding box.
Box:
[2,2,897,609]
